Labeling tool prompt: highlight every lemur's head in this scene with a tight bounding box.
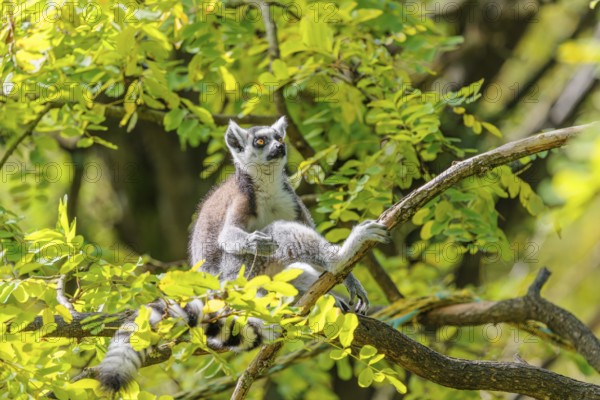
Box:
[225,116,288,170]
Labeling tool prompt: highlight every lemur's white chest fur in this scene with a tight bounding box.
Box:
[246,171,298,232]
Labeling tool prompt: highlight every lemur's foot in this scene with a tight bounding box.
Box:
[344,274,369,314]
[355,220,390,245]
[245,231,278,256]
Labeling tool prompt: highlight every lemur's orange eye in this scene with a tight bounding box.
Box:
[255,138,265,146]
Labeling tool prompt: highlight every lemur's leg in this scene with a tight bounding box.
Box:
[265,221,389,313]
[283,262,355,313]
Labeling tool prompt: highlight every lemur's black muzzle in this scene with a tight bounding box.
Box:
[267,143,286,160]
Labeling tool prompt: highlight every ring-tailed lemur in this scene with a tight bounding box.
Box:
[96,117,389,393]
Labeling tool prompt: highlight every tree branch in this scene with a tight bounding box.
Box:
[363,253,404,302]
[233,122,599,397]
[421,267,600,372]
[14,312,134,338]
[353,315,600,400]
[302,122,599,311]
[256,0,315,159]
[0,103,53,172]
[55,275,78,316]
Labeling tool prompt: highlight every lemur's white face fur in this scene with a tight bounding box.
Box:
[225,117,288,174]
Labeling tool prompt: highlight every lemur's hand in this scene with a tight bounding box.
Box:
[344,274,369,314]
[244,231,278,256]
[354,220,390,245]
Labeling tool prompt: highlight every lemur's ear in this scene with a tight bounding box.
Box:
[271,116,287,136]
[225,120,247,152]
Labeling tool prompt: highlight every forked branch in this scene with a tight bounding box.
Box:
[233,122,599,398]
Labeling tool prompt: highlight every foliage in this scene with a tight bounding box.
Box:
[1,200,401,398]
[1,0,599,398]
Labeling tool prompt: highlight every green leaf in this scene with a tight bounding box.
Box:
[131,305,156,351]
[159,270,220,297]
[482,121,502,138]
[76,137,94,148]
[420,220,434,240]
[463,114,475,127]
[219,66,238,92]
[358,367,374,388]
[181,98,215,127]
[262,281,298,297]
[386,375,408,393]
[339,313,358,347]
[412,208,430,225]
[368,354,385,365]
[60,253,85,274]
[329,348,351,360]
[55,304,73,324]
[42,307,54,326]
[271,59,289,80]
[58,197,70,235]
[273,268,304,282]
[300,18,333,52]
[325,228,350,243]
[351,9,383,23]
[164,108,187,132]
[246,275,271,288]
[434,200,453,221]
[309,295,336,332]
[359,345,378,359]
[93,136,118,150]
[527,194,545,216]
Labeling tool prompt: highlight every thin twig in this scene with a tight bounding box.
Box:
[55,275,78,316]
[255,0,315,159]
[0,104,53,172]
[363,253,404,302]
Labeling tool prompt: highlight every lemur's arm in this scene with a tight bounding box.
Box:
[265,220,389,312]
[294,197,384,311]
[218,207,277,256]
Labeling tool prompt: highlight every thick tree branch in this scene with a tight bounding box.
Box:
[14,312,134,338]
[234,122,599,397]
[421,268,600,372]
[353,315,600,400]
[173,312,600,400]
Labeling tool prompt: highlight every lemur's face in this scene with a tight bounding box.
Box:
[225,117,288,169]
